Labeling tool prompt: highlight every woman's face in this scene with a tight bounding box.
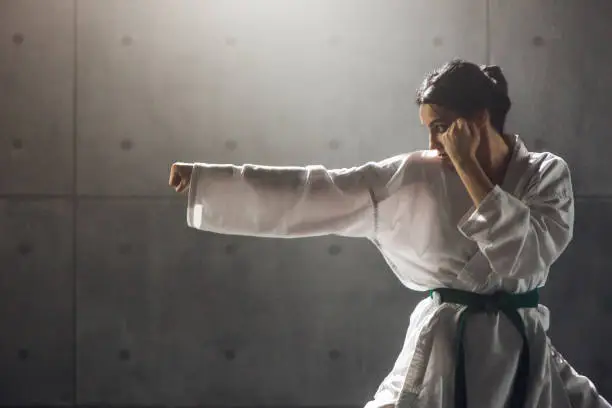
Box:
[419,103,500,174]
[418,103,460,159]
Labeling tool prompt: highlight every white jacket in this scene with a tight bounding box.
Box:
[186,134,610,408]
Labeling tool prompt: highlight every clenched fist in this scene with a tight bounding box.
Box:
[439,118,481,165]
[169,162,194,193]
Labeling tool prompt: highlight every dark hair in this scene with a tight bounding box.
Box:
[415,59,511,133]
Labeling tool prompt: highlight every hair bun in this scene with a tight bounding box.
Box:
[481,65,508,96]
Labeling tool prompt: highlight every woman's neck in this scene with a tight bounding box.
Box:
[483,131,511,185]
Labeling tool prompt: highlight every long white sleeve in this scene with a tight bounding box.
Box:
[457,154,574,279]
[186,154,412,238]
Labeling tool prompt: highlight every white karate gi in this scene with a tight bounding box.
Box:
[185,134,611,408]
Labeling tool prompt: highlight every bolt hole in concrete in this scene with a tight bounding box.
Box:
[224,243,238,255]
[532,35,545,47]
[12,33,24,45]
[119,349,131,361]
[328,244,342,256]
[18,349,29,360]
[120,139,133,151]
[224,349,236,360]
[12,137,23,149]
[328,349,341,360]
[329,139,341,150]
[17,242,32,255]
[225,140,238,151]
[121,35,133,46]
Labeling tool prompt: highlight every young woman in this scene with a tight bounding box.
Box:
[169,59,610,408]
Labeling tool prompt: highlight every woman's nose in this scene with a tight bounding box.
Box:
[429,134,442,150]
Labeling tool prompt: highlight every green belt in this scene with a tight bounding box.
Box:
[429,288,540,408]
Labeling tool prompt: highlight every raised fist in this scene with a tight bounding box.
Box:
[169,162,194,193]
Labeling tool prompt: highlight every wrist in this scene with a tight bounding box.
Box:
[452,155,494,206]
[450,153,479,168]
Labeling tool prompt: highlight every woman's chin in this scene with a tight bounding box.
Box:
[423,151,456,171]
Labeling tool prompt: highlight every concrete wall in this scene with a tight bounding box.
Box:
[1,0,611,405]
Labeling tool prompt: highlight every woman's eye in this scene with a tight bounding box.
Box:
[435,124,448,133]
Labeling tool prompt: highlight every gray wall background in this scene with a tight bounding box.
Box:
[1,0,611,406]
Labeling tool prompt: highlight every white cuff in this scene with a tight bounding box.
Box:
[457,185,505,245]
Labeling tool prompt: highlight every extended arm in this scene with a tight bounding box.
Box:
[186,154,411,239]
